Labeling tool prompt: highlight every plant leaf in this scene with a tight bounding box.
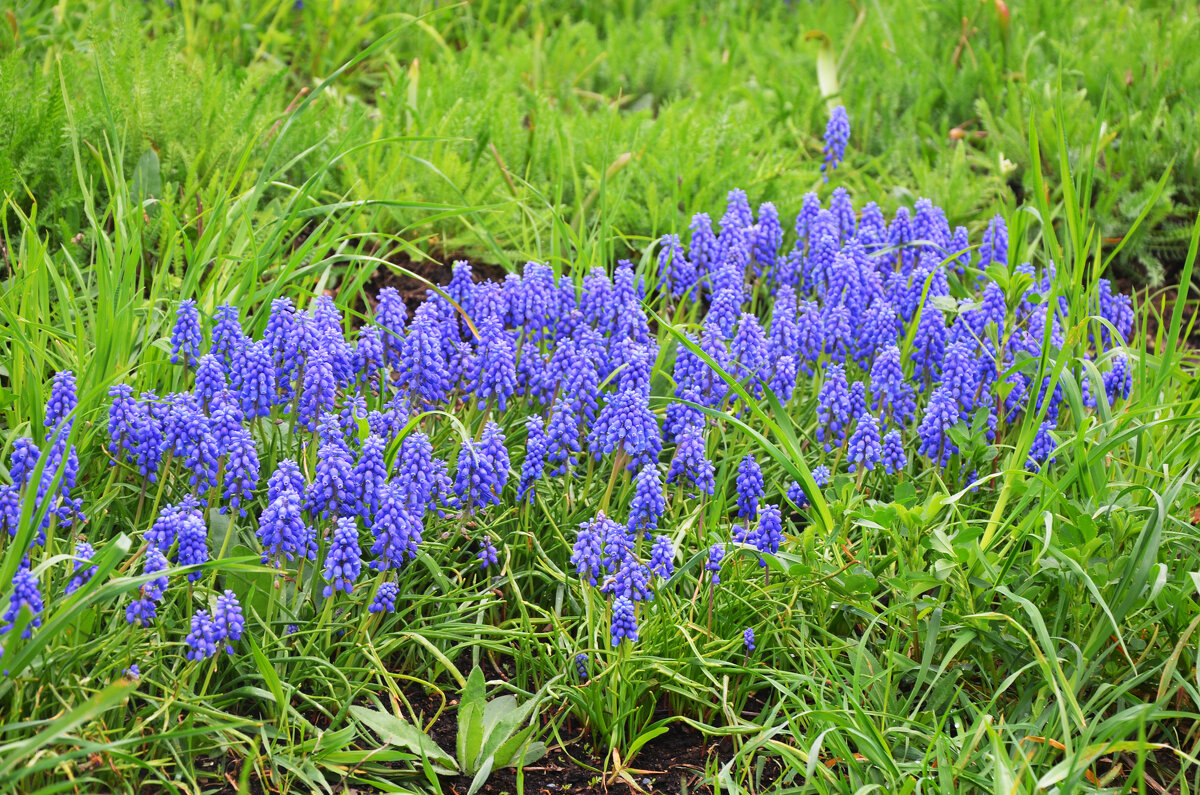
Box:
[350,705,456,773]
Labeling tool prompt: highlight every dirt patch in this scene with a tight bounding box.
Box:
[360,248,511,320]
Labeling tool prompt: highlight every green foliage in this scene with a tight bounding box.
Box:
[1,2,1200,793]
[351,666,546,793]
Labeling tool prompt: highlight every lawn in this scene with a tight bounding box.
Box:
[1,1,1199,793]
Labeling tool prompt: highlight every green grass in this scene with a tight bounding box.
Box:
[2,1,1200,793]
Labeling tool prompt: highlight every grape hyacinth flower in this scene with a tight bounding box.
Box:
[257,487,314,565]
[571,513,609,586]
[846,414,883,473]
[369,582,399,614]
[627,464,666,537]
[786,481,809,509]
[185,610,220,661]
[306,414,354,519]
[221,427,259,516]
[812,466,831,488]
[477,538,499,570]
[735,455,764,520]
[822,105,850,181]
[175,503,209,582]
[322,518,362,597]
[649,535,675,579]
[350,435,389,521]
[611,596,638,647]
[209,305,243,372]
[232,340,276,419]
[588,385,662,470]
[743,627,756,654]
[916,386,961,467]
[297,351,338,433]
[881,430,907,475]
[816,365,853,451]
[518,415,547,503]
[575,652,590,682]
[2,564,44,638]
[126,547,169,627]
[171,300,204,366]
[212,590,245,654]
[666,423,716,496]
[45,370,78,429]
[370,484,423,570]
[268,460,306,503]
[64,541,97,595]
[470,314,518,410]
[194,354,227,409]
[375,287,408,368]
[756,505,783,565]
[125,664,141,680]
[706,543,725,586]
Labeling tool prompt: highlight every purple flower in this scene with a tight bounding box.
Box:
[916,385,961,467]
[666,422,715,496]
[757,505,783,564]
[980,214,1008,270]
[3,563,43,638]
[176,504,209,582]
[213,590,244,653]
[830,187,856,241]
[185,609,220,661]
[812,466,831,487]
[369,582,399,613]
[399,303,453,408]
[194,355,227,410]
[847,414,883,473]
[375,287,408,368]
[232,340,276,419]
[743,627,756,653]
[477,538,499,570]
[297,350,337,432]
[575,652,589,681]
[354,325,387,389]
[45,371,78,429]
[210,305,243,373]
[706,543,725,586]
[265,298,303,400]
[735,455,764,520]
[688,213,720,283]
[754,202,783,277]
[305,414,355,519]
[322,517,362,597]
[1026,420,1057,473]
[370,484,423,570]
[658,233,696,298]
[571,513,610,586]
[257,487,314,564]
[518,415,548,503]
[268,460,306,503]
[1104,354,1133,403]
[911,303,948,388]
[171,300,204,366]
[64,541,97,595]
[816,364,853,451]
[350,435,389,521]
[588,385,662,470]
[627,464,666,537]
[221,427,259,517]
[881,430,907,474]
[394,432,447,516]
[821,105,850,180]
[611,596,638,646]
[470,314,518,410]
[869,345,916,428]
[649,535,675,579]
[786,481,808,508]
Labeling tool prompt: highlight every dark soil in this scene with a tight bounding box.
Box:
[359,248,510,319]
[400,685,764,795]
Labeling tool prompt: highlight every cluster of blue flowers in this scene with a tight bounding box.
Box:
[2,143,1140,671]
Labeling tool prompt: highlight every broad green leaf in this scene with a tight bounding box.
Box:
[349,706,456,773]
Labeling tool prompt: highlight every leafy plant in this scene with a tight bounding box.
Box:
[351,666,547,795]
